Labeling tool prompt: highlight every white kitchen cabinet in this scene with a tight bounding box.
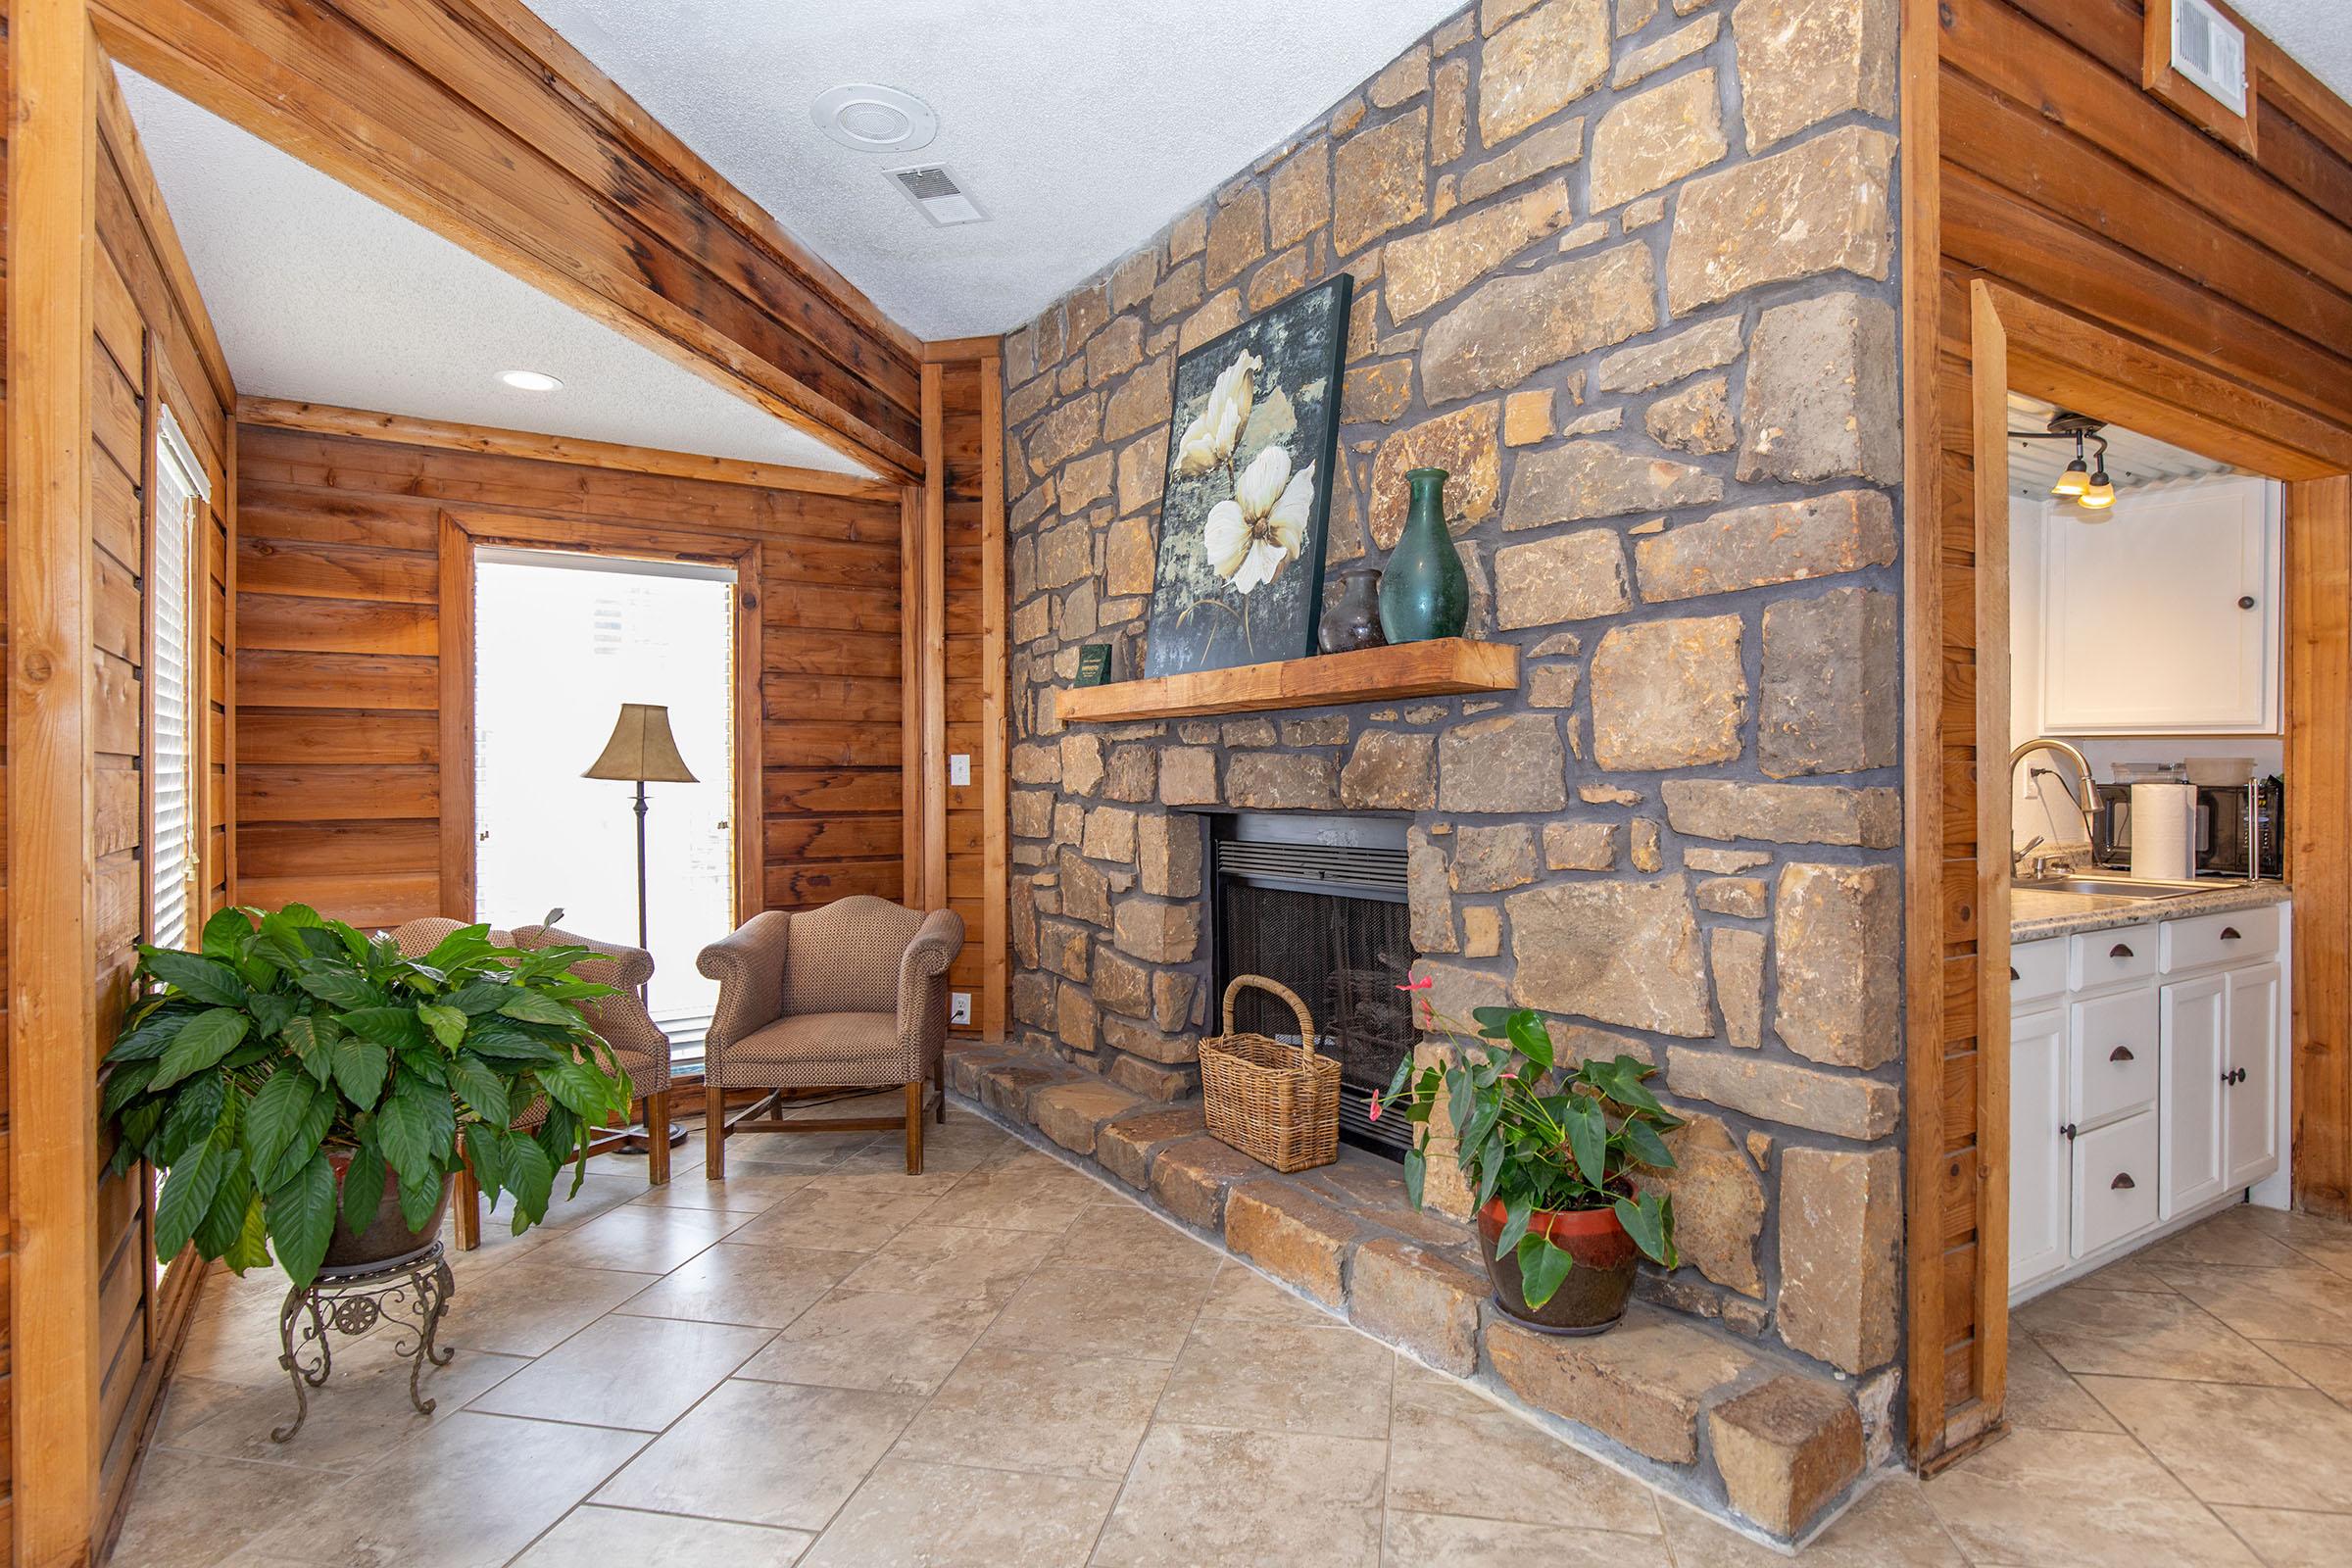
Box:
[2040,475,2279,733]
[2226,962,2282,1191]
[2009,901,2289,1301]
[2159,974,2229,1217]
[2009,1004,2072,1293]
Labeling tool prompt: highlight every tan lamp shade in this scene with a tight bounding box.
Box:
[583,702,698,783]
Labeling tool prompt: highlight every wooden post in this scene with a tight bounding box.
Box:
[9,4,105,1560]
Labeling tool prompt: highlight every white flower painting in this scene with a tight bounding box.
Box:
[1142,276,1352,678]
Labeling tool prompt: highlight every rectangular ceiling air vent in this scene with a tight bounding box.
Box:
[888,164,987,227]
[2170,0,2248,116]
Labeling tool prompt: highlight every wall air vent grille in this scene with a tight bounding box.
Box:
[2172,0,2248,116]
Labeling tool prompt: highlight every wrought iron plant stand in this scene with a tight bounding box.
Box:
[272,1243,456,1443]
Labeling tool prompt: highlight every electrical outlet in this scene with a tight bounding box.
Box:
[949,753,972,787]
[950,991,973,1026]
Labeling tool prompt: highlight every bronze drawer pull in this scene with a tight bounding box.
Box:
[2109,943,2134,959]
[2010,966,2020,980]
[2221,927,2241,940]
[2061,1122,2079,1142]
[2109,1046,2135,1062]
[2111,1173,2136,1191]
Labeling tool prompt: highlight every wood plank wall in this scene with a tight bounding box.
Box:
[90,65,237,1547]
[1,7,17,1546]
[231,424,906,931]
[1910,0,2352,1460]
[927,356,1007,1038]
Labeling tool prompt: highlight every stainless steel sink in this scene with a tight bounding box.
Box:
[2013,874,2210,901]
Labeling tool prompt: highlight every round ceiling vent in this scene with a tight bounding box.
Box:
[810,83,938,153]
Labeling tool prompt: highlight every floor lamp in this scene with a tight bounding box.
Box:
[583,701,698,958]
[584,702,696,1153]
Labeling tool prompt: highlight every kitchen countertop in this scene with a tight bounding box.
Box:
[2011,878,2291,943]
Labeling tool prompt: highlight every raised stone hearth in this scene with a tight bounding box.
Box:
[949,1039,1871,1542]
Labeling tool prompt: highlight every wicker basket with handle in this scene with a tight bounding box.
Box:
[1200,975,1341,1173]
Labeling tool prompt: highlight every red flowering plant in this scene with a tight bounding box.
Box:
[1373,980,1681,1308]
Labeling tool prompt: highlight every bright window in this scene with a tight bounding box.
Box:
[148,411,209,952]
[472,548,736,1056]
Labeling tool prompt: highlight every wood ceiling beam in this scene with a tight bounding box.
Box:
[236,397,904,503]
[91,0,926,482]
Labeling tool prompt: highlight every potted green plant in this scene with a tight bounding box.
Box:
[1377,990,1680,1334]
[100,905,637,1288]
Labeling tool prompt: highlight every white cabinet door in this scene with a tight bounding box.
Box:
[2011,1006,2072,1292]
[2041,476,2278,733]
[2226,962,2282,1192]
[2160,975,2229,1218]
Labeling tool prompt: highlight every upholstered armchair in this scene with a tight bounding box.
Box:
[697,896,964,1176]
[387,917,673,1249]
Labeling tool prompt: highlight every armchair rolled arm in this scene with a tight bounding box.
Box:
[896,909,965,1063]
[698,910,793,1052]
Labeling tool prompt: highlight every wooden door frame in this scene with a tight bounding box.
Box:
[1904,275,2352,1462]
[436,510,765,932]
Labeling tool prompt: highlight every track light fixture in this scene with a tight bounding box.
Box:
[2008,411,2115,517]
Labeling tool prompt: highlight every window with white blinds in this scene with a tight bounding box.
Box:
[150,410,210,953]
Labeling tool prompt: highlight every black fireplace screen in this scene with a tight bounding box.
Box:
[1212,820,1416,1157]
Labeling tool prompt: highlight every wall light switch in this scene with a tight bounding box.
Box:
[950,991,973,1026]
[949,753,972,787]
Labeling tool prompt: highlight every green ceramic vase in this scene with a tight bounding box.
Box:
[1377,466,1467,644]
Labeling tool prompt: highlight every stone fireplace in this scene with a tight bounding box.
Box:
[994,0,1907,1542]
[1208,811,1416,1156]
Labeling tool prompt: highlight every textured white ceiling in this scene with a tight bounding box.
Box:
[525,0,1469,340]
[115,70,870,475]
[2231,0,2352,106]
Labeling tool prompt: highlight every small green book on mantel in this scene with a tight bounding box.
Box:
[1075,644,1114,687]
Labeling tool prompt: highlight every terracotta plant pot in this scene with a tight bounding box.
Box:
[323,1153,451,1272]
[1476,1197,1639,1335]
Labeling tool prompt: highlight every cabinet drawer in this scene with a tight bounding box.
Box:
[2162,904,2281,972]
[2072,927,2157,990]
[2071,989,2159,1125]
[2073,1111,2162,1258]
[2010,939,2068,1004]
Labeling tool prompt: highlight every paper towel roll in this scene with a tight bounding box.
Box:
[2130,783,2196,881]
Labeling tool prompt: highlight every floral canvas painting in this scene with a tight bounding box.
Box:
[1141,273,1351,677]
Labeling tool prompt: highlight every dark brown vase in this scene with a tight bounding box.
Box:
[323,1152,451,1272]
[1477,1197,1639,1334]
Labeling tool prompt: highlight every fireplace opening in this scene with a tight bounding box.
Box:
[1210,811,1416,1160]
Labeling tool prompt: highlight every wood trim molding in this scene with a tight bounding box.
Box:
[899,487,925,911]
[918,364,948,912]
[437,512,478,920]
[236,398,901,504]
[436,509,769,932]
[922,335,1004,364]
[9,9,106,1560]
[92,0,924,479]
[93,58,233,408]
[979,356,1008,1043]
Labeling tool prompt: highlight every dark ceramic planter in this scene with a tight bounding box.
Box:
[1319,565,1388,654]
[324,1152,451,1272]
[1477,1197,1639,1335]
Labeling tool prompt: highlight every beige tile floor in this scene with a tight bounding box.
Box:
[108,1100,2352,1567]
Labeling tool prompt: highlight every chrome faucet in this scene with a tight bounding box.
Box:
[2008,737,2100,861]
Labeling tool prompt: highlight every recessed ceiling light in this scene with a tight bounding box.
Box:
[498,369,563,392]
[811,83,938,153]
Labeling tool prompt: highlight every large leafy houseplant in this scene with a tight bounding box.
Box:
[1378,991,1680,1318]
[101,906,636,1287]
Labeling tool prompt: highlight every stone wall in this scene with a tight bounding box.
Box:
[1002,0,1905,1393]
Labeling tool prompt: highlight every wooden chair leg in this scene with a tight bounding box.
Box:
[455,1162,482,1251]
[905,1080,925,1175]
[705,1080,727,1178]
[934,1057,948,1124]
[646,1089,670,1186]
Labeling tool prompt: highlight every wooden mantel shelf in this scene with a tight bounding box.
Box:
[1057,638,1519,723]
